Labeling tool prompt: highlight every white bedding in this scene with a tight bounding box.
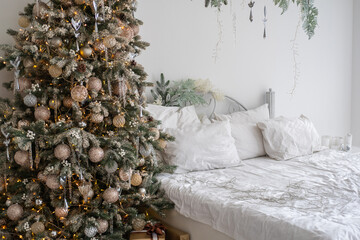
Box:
[158,150,360,240]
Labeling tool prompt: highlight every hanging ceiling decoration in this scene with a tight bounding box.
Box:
[205,0,318,39]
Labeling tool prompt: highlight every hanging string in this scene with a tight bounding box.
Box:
[10,57,21,93]
[71,18,82,52]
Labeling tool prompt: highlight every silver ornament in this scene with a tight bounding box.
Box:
[84,226,98,238]
[23,94,37,107]
[139,188,146,196]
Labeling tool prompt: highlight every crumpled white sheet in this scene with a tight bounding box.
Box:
[158,150,360,240]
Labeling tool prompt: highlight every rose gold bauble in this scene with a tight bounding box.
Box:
[97,219,109,234]
[17,120,30,129]
[132,218,146,231]
[103,36,116,48]
[90,113,104,124]
[158,139,167,149]
[54,144,71,161]
[80,46,93,58]
[150,128,160,140]
[33,2,50,18]
[49,99,61,109]
[54,207,68,218]
[23,57,35,68]
[48,65,62,78]
[31,222,45,235]
[37,172,47,182]
[88,77,102,92]
[18,77,32,92]
[34,106,51,121]
[89,147,105,163]
[120,27,134,42]
[63,97,74,108]
[102,188,119,203]
[7,204,23,221]
[46,175,60,190]
[119,168,131,181]
[113,115,125,128]
[131,173,142,187]
[18,16,30,28]
[14,151,30,168]
[71,85,88,102]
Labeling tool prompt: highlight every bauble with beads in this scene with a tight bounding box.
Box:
[63,97,74,108]
[113,114,126,128]
[84,226,98,238]
[23,93,37,107]
[34,106,51,121]
[103,35,116,48]
[31,222,45,235]
[90,113,104,124]
[132,218,146,231]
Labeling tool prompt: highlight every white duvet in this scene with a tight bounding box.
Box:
[158,150,360,240]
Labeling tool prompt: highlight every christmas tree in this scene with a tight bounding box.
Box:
[0,0,174,239]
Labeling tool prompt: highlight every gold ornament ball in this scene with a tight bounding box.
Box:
[80,46,93,58]
[37,172,47,182]
[54,207,68,218]
[18,120,30,129]
[50,37,63,48]
[31,222,45,235]
[90,113,104,124]
[49,99,61,109]
[150,128,160,140]
[18,16,30,28]
[71,85,88,102]
[49,65,63,78]
[103,36,117,48]
[103,188,119,203]
[132,218,146,231]
[14,151,30,168]
[158,139,167,149]
[18,77,32,92]
[46,175,60,190]
[113,114,126,128]
[88,77,102,92]
[54,144,71,161]
[63,97,74,108]
[89,147,105,163]
[119,168,130,181]
[97,219,109,234]
[74,0,85,5]
[33,2,50,18]
[34,106,51,121]
[131,173,142,187]
[23,57,35,68]
[7,204,23,221]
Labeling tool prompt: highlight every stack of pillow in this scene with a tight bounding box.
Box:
[146,103,322,173]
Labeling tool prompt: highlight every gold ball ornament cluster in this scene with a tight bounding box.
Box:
[89,147,105,163]
[113,114,126,128]
[18,16,30,28]
[63,97,74,108]
[132,218,146,231]
[88,77,102,92]
[49,99,61,109]
[7,204,23,221]
[35,106,51,121]
[18,77,32,92]
[33,1,50,18]
[55,207,68,218]
[49,65,62,78]
[14,151,30,168]
[103,36,117,48]
[80,46,93,58]
[131,172,142,187]
[97,219,109,234]
[46,175,60,190]
[90,113,104,124]
[103,188,119,203]
[71,85,88,102]
[54,144,71,161]
[31,222,45,235]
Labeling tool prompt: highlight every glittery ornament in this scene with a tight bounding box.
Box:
[74,0,85,4]
[130,24,140,35]
[102,188,119,203]
[18,77,32,92]
[18,16,30,28]
[131,173,142,187]
[150,128,160,140]
[23,94,37,107]
[119,168,130,181]
[105,161,118,174]
[80,46,93,58]
[97,219,109,234]
[50,37,63,48]
[7,204,23,221]
[88,77,102,92]
[138,188,146,196]
[93,40,106,52]
[46,175,60,190]
[132,218,146,231]
[158,139,167,149]
[84,226,98,238]
[14,151,30,168]
[89,147,105,163]
[113,114,125,128]
[78,121,87,128]
[103,36,116,48]
[90,113,104,124]
[54,144,71,161]
[33,1,49,18]
[23,58,34,68]
[49,65,62,78]
[54,207,68,218]
[17,120,30,129]
[31,222,45,234]
[37,172,47,182]
[34,106,51,121]
[120,27,134,42]
[71,85,88,102]
[63,97,74,108]
[49,99,61,109]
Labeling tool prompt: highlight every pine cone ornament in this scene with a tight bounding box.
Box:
[77,63,86,73]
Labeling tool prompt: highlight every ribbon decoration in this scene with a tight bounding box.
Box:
[71,18,82,52]
[144,223,166,240]
[93,0,99,33]
[263,6,267,39]
[10,57,21,93]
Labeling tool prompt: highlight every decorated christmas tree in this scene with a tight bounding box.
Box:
[0,0,174,239]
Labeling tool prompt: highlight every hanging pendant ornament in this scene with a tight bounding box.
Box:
[10,57,21,94]
[248,1,255,22]
[71,18,82,52]
[93,0,99,33]
[263,6,267,39]
[1,127,10,162]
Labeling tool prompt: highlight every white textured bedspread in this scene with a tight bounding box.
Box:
[158,150,360,240]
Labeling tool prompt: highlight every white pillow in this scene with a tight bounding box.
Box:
[164,121,242,173]
[257,115,321,161]
[214,104,269,160]
[146,104,200,129]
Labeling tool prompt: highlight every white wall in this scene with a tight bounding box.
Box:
[0,0,354,138]
[137,0,353,137]
[352,0,360,146]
